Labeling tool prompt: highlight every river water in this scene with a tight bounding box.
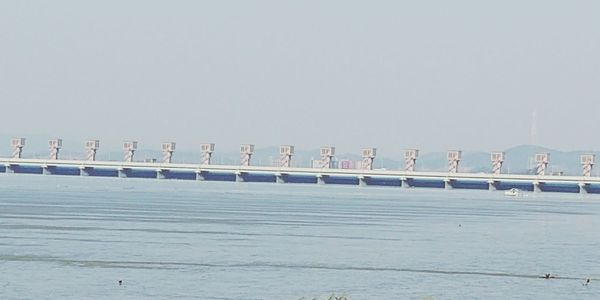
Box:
[1,174,598,299]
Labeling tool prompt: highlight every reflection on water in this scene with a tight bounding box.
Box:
[1,175,599,299]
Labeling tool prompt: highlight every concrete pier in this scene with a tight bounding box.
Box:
[488,180,498,191]
[359,175,368,187]
[317,174,326,185]
[444,178,454,190]
[80,166,91,176]
[235,171,245,182]
[533,181,542,193]
[579,182,589,194]
[275,172,286,184]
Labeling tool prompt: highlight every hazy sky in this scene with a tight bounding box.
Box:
[1,1,599,157]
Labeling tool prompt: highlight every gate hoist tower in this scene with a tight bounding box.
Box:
[48,139,62,160]
[404,149,418,171]
[123,141,138,162]
[200,143,215,165]
[240,144,254,166]
[447,150,462,173]
[85,140,100,161]
[361,148,376,170]
[280,145,294,168]
[161,142,176,163]
[319,146,335,169]
[11,138,25,159]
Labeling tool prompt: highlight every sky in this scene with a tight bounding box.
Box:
[1,0,599,157]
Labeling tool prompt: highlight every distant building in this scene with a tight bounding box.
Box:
[338,159,354,169]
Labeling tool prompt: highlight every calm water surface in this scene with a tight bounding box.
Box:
[1,174,599,299]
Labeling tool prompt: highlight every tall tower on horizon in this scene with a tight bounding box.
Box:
[529,109,538,146]
[528,109,539,172]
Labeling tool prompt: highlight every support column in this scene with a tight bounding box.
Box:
[118,167,128,178]
[359,175,368,187]
[80,166,91,176]
[48,139,62,160]
[235,171,245,182]
[317,174,326,185]
[161,142,176,163]
[401,177,411,188]
[275,173,286,184]
[533,181,542,193]
[156,168,167,179]
[11,138,26,159]
[195,170,206,181]
[579,182,589,194]
[444,178,454,190]
[42,164,50,175]
[487,180,498,191]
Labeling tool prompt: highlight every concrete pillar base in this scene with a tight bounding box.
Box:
[401,178,411,188]
[444,179,453,190]
[579,183,588,194]
[5,165,14,174]
[80,167,90,176]
[276,174,286,184]
[235,172,245,182]
[359,176,368,187]
[317,175,325,185]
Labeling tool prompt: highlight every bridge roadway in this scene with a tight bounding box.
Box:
[2,158,600,194]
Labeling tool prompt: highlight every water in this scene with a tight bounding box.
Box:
[1,174,599,299]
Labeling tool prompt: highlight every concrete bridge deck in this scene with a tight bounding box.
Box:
[2,158,600,194]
